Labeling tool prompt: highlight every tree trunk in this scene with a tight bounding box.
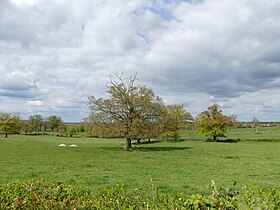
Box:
[174,131,179,141]
[5,133,8,138]
[125,137,132,150]
[213,136,217,142]
[137,139,141,144]
[148,138,151,143]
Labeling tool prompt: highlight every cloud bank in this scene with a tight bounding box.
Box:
[0,0,280,121]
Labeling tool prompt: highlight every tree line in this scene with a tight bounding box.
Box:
[0,114,63,138]
[86,74,235,150]
[0,113,89,138]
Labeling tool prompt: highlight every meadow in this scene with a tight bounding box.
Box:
[1,126,280,198]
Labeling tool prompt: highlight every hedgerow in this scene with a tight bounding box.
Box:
[0,180,279,209]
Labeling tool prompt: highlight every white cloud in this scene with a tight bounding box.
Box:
[10,0,38,7]
[0,0,280,121]
[26,100,44,107]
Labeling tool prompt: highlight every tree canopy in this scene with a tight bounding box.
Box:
[194,104,233,142]
[163,104,193,140]
[47,115,63,131]
[0,113,22,138]
[87,74,165,150]
[28,114,44,132]
[252,117,260,132]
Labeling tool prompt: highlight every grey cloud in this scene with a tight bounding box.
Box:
[0,90,36,98]
[0,66,40,98]
[141,0,280,99]
[0,1,41,46]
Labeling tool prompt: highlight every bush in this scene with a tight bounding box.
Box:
[0,180,280,209]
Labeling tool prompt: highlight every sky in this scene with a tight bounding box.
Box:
[0,0,280,122]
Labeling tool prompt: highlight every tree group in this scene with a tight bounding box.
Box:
[87,74,172,150]
[0,113,63,137]
[87,74,199,150]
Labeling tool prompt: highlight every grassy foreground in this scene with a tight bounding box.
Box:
[0,131,280,197]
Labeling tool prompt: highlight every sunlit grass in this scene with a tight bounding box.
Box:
[181,126,280,141]
[1,131,280,196]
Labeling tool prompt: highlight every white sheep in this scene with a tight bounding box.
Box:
[69,144,78,147]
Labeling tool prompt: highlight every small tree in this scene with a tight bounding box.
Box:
[84,112,124,138]
[163,104,193,140]
[252,117,260,132]
[229,114,238,134]
[28,114,43,132]
[195,104,232,142]
[47,115,63,132]
[0,113,22,138]
[20,121,30,135]
[58,124,67,136]
[67,126,78,137]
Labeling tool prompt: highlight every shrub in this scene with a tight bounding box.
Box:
[0,180,280,209]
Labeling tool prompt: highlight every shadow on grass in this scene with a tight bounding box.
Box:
[100,146,192,152]
[242,138,280,142]
[216,139,240,143]
[132,140,162,145]
[167,139,187,142]
[134,146,192,152]
[166,138,205,142]
[205,138,240,143]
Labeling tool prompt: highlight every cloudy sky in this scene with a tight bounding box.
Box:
[0,0,280,122]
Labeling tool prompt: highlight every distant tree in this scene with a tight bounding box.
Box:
[47,115,63,131]
[58,124,67,136]
[0,113,22,138]
[195,104,233,142]
[163,104,193,140]
[67,126,78,137]
[79,124,86,133]
[229,114,238,134]
[20,121,30,135]
[85,114,124,138]
[252,117,260,132]
[28,114,43,132]
[87,73,164,150]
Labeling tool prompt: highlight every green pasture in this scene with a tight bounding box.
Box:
[1,127,280,196]
[182,126,280,141]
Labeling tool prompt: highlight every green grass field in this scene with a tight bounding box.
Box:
[182,126,280,141]
[1,127,280,197]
